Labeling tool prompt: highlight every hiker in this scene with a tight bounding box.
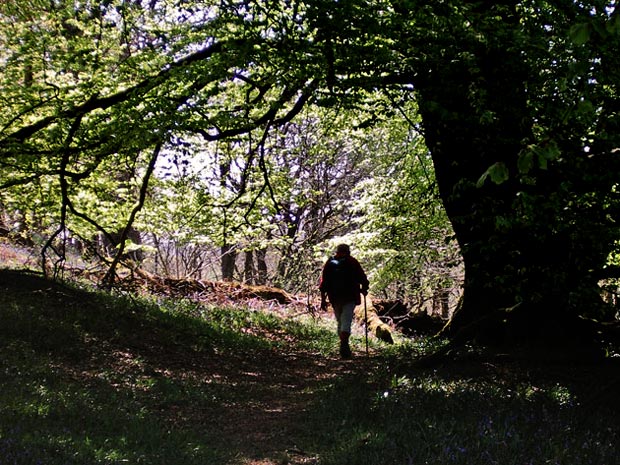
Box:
[319,244,369,358]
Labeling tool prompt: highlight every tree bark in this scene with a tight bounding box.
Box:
[414,31,609,348]
[244,250,255,284]
[256,248,268,285]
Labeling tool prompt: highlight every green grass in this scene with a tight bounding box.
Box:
[303,369,619,465]
[0,272,226,464]
[1,269,619,465]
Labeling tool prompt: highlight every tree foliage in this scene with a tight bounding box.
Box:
[349,98,460,312]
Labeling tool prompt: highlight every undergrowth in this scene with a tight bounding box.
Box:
[1,269,619,465]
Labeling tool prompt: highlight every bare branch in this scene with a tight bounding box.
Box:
[101,141,163,289]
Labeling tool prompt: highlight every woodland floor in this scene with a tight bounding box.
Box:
[2,243,620,464]
[0,265,387,464]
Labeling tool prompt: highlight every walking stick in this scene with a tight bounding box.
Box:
[364,294,369,356]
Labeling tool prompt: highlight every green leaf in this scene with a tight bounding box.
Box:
[536,141,561,170]
[489,162,510,184]
[517,150,534,174]
[477,162,509,187]
[577,99,595,116]
[476,172,489,188]
[519,141,561,171]
[606,14,620,35]
[569,23,591,45]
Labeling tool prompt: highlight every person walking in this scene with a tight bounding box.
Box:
[319,244,369,358]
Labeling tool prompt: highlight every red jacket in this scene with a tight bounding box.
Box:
[319,255,369,305]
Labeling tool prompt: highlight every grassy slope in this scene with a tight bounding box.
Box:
[1,268,620,465]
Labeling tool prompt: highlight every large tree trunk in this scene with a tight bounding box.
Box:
[414,28,609,349]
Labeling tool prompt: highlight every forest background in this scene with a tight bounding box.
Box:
[0,0,462,319]
[1,0,620,351]
[2,2,620,463]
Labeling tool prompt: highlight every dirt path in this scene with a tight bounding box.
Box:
[199,349,375,464]
[107,336,379,465]
[159,333,380,464]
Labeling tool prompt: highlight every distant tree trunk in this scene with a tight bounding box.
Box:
[432,287,450,320]
[221,244,236,281]
[256,248,268,285]
[126,228,143,262]
[24,64,33,87]
[244,250,255,284]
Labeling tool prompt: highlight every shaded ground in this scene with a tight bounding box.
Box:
[2,268,620,465]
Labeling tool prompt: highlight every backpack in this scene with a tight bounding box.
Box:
[323,256,356,298]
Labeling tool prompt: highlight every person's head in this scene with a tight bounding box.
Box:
[334,243,351,257]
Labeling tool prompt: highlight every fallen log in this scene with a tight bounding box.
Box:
[355,295,394,344]
[122,268,297,306]
[370,299,446,336]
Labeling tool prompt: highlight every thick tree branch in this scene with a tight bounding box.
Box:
[196,80,317,141]
[41,115,84,276]
[101,141,162,289]
[0,41,225,147]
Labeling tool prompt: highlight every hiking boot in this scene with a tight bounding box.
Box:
[340,341,352,359]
